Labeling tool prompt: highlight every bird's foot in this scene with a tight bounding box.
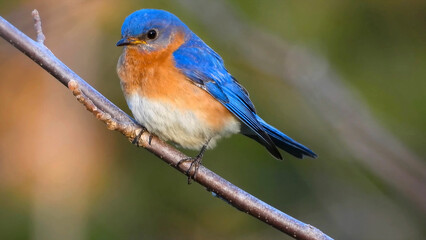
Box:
[132,128,154,146]
[177,154,203,184]
[131,128,144,146]
[177,141,210,184]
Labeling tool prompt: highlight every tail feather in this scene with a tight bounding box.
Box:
[255,116,317,159]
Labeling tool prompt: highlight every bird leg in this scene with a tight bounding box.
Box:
[177,139,211,184]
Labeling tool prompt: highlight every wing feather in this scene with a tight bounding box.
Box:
[173,37,281,159]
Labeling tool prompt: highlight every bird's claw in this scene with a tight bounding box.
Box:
[177,140,210,184]
[132,128,154,146]
[177,153,203,184]
[131,129,144,146]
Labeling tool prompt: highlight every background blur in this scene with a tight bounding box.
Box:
[0,0,425,239]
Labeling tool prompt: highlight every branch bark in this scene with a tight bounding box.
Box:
[0,11,333,240]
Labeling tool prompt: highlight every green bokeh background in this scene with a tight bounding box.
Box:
[0,0,425,239]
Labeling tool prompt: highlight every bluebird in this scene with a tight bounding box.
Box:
[116,9,317,177]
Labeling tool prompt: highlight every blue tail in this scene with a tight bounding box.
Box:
[247,116,318,159]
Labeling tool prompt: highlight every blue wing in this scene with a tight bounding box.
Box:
[173,36,317,159]
[173,36,281,159]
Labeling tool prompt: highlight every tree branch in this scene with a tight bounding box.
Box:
[31,10,45,44]
[0,11,333,240]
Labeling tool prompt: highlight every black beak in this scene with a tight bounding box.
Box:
[116,38,129,46]
[116,37,145,46]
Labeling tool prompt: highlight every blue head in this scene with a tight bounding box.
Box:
[116,9,191,52]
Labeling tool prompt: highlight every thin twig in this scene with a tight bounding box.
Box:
[0,11,333,240]
[31,9,45,44]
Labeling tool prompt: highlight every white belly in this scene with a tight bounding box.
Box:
[125,93,240,150]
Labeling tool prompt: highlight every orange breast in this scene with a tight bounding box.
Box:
[117,39,236,131]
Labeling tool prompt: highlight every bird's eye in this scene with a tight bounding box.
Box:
[147,29,157,40]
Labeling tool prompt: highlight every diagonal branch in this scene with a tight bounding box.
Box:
[0,11,333,240]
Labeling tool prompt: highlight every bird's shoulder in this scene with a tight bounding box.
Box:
[172,35,255,112]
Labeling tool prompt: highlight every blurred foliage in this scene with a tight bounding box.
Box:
[228,0,426,153]
[0,0,425,240]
